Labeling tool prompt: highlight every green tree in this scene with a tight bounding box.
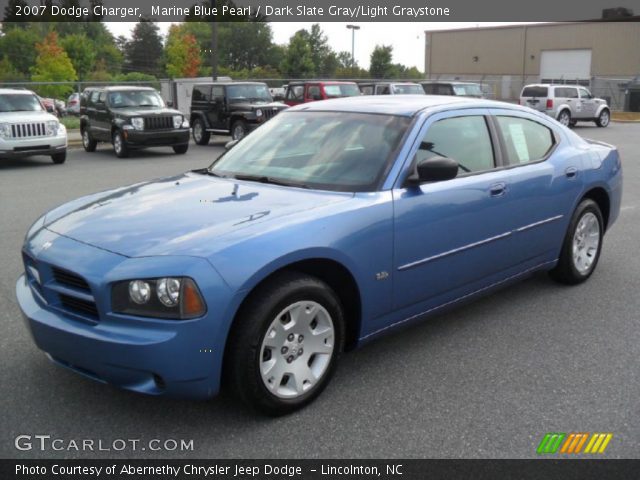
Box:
[370,45,394,79]
[123,20,164,76]
[165,24,202,78]
[219,22,276,71]
[31,31,77,98]
[0,26,40,77]
[0,56,25,82]
[1,0,28,29]
[280,30,315,78]
[61,34,96,81]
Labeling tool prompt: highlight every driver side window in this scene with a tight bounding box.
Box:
[415,116,495,174]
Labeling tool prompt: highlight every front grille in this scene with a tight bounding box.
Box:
[144,116,174,130]
[10,123,48,138]
[263,108,281,121]
[52,267,90,291]
[59,293,99,319]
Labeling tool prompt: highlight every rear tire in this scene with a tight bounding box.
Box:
[192,118,210,145]
[557,110,571,127]
[112,130,129,158]
[596,109,610,128]
[173,144,189,154]
[82,129,97,152]
[550,199,603,285]
[226,271,345,416]
[51,151,66,164]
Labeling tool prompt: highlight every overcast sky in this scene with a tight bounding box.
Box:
[107,22,536,71]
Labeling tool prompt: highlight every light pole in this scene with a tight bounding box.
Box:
[346,25,360,75]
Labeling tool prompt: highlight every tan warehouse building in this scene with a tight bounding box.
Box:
[424,22,640,108]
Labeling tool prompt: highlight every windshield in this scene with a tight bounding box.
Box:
[452,84,483,97]
[227,84,272,103]
[210,111,410,192]
[0,94,43,112]
[107,90,164,108]
[324,84,360,98]
[392,84,424,95]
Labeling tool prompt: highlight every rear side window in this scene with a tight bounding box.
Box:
[422,84,436,94]
[416,116,495,174]
[360,85,373,95]
[522,86,548,98]
[192,86,211,102]
[286,86,304,101]
[497,116,555,165]
[555,87,578,98]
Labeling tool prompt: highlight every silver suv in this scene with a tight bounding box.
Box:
[0,88,67,163]
[520,84,610,128]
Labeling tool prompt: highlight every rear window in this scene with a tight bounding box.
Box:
[522,86,548,98]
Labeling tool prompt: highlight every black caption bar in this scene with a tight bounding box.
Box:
[2,460,640,480]
[0,0,636,22]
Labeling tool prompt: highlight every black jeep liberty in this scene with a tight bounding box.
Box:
[189,82,287,144]
[80,86,190,158]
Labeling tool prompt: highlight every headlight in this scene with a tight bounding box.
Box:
[46,120,59,136]
[172,115,183,129]
[255,109,263,117]
[0,123,11,139]
[131,117,144,130]
[112,277,206,320]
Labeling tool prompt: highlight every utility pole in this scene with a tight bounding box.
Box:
[210,0,218,81]
[346,25,360,75]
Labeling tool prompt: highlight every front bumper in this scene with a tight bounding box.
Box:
[0,129,67,158]
[17,231,234,400]
[123,128,190,149]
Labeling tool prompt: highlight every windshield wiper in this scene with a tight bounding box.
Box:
[232,174,310,189]
[192,168,228,178]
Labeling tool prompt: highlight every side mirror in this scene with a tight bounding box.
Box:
[166,100,174,107]
[225,139,239,151]
[408,156,458,185]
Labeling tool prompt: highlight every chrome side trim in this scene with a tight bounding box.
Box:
[514,214,564,233]
[398,215,564,271]
[398,232,512,271]
[362,260,557,341]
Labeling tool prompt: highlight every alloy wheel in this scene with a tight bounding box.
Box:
[572,212,600,274]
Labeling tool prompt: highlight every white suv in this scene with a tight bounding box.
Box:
[520,84,610,128]
[0,88,67,164]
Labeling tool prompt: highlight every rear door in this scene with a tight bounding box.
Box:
[191,85,213,126]
[93,91,110,141]
[556,87,580,118]
[521,85,549,112]
[284,84,304,106]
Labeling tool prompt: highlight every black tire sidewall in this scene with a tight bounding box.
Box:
[554,199,604,283]
[193,119,210,145]
[229,273,345,415]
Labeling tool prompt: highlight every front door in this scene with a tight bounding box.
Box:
[578,88,597,118]
[392,110,523,310]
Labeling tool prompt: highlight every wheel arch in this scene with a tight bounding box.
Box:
[221,256,363,379]
[581,186,611,230]
[190,111,207,127]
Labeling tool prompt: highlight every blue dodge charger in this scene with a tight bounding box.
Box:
[17,96,622,415]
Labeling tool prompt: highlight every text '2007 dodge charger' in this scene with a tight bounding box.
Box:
[17,96,622,415]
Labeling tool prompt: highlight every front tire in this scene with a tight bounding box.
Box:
[173,144,189,154]
[82,129,97,152]
[226,272,345,416]
[112,130,129,158]
[192,118,210,145]
[51,151,66,164]
[550,199,603,285]
[231,120,247,141]
[596,109,610,128]
[557,109,571,127]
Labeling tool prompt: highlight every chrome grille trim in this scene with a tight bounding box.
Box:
[10,122,48,138]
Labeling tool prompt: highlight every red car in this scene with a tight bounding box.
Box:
[283,81,360,106]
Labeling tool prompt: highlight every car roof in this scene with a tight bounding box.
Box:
[288,81,357,86]
[194,82,266,86]
[287,95,520,116]
[420,81,481,86]
[523,84,583,88]
[88,86,157,92]
[0,88,35,95]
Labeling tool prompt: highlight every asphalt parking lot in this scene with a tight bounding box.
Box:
[1,124,638,459]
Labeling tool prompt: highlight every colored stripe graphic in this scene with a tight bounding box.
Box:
[537,433,566,454]
[584,433,613,454]
[560,433,589,454]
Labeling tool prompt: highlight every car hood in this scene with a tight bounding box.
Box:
[43,172,352,258]
[110,107,183,117]
[229,101,287,110]
[1,111,59,122]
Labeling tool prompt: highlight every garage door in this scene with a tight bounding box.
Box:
[540,49,592,83]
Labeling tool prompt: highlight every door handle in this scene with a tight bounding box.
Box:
[489,183,507,197]
[565,167,578,178]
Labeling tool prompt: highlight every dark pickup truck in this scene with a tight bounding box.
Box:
[80,86,190,158]
[190,82,287,144]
